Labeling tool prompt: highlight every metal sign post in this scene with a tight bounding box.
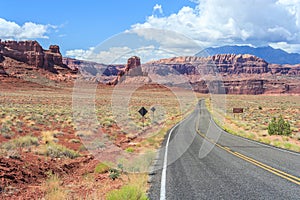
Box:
[150,107,156,123]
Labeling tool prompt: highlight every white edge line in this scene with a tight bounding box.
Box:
[159,109,197,200]
[160,123,179,200]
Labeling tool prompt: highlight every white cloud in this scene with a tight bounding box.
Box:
[66,29,202,64]
[0,18,55,40]
[270,41,300,53]
[66,0,300,63]
[153,4,163,15]
[132,0,300,52]
[66,46,131,64]
[66,45,179,64]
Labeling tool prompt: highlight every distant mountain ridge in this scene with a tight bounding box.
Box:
[198,45,300,65]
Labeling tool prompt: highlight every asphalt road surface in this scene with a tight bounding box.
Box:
[148,100,300,200]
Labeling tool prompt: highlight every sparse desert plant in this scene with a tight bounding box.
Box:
[108,168,120,180]
[68,138,81,143]
[102,118,115,127]
[13,135,39,147]
[42,131,55,144]
[125,147,134,153]
[78,144,87,152]
[43,142,80,159]
[1,136,39,151]
[42,173,67,200]
[0,124,13,139]
[94,162,110,174]
[106,185,148,200]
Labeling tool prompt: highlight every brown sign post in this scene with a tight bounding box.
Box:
[233,108,244,113]
[233,108,244,119]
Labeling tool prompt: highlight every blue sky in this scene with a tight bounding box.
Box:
[1,0,300,62]
[0,0,194,54]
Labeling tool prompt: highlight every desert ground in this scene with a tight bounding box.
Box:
[207,94,300,152]
[0,72,299,200]
[0,79,200,199]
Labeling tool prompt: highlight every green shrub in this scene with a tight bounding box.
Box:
[1,124,14,139]
[1,136,39,150]
[108,168,120,180]
[106,185,148,200]
[125,147,134,153]
[78,145,87,152]
[68,139,81,144]
[94,162,110,174]
[268,115,292,136]
[14,135,39,147]
[44,143,80,159]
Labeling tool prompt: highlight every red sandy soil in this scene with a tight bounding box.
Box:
[0,78,138,199]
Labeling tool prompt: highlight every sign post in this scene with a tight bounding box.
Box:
[150,107,156,123]
[138,107,148,129]
[233,108,244,119]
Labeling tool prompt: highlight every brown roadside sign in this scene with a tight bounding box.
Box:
[233,108,244,113]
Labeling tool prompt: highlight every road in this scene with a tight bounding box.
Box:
[148,100,300,200]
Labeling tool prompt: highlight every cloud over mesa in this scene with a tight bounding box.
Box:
[132,0,300,52]
[67,0,300,63]
[0,18,55,40]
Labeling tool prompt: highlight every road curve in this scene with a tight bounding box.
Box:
[148,100,300,200]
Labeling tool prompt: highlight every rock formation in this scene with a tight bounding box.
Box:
[1,39,297,94]
[0,40,78,83]
[62,53,300,94]
[0,40,68,73]
[146,54,300,94]
[108,56,145,85]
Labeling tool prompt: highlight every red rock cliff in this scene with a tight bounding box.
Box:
[0,40,66,73]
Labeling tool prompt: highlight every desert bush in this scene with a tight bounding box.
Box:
[106,185,148,200]
[1,136,39,150]
[1,124,13,139]
[14,135,39,147]
[68,139,81,143]
[125,147,134,153]
[94,162,110,174]
[42,131,55,144]
[43,143,80,159]
[108,168,120,180]
[268,115,292,136]
[43,174,67,200]
[78,145,87,152]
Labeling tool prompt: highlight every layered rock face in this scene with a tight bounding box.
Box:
[147,54,300,94]
[150,54,269,74]
[0,40,66,73]
[62,53,299,94]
